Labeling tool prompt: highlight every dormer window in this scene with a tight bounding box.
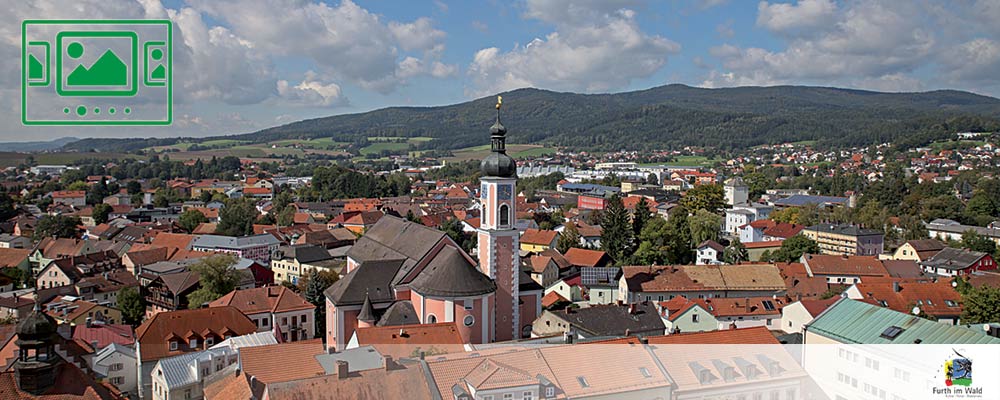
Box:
[190,339,198,349]
[545,387,555,398]
[169,341,178,351]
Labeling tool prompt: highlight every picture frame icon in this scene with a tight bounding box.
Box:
[21,19,172,126]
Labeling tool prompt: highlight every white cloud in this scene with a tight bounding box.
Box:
[941,38,1000,84]
[276,71,348,107]
[468,1,679,95]
[188,0,452,93]
[706,1,937,91]
[756,0,837,33]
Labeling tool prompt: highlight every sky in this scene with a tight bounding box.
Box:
[3,0,1000,141]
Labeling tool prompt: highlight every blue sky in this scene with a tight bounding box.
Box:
[3,0,1000,141]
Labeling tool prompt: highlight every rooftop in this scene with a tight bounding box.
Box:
[806,298,1000,344]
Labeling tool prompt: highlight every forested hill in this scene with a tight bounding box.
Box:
[64,84,1000,152]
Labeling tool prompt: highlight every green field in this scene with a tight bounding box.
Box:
[360,142,410,155]
[0,152,144,168]
[640,155,714,167]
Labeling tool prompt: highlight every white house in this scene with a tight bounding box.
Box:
[149,332,276,400]
[695,240,724,265]
[93,343,138,396]
[779,298,838,334]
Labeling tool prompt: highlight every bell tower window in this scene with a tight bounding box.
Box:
[499,204,510,227]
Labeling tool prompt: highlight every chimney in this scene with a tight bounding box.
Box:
[384,356,393,371]
[729,322,737,330]
[628,303,636,315]
[639,337,649,345]
[85,317,92,328]
[892,281,901,293]
[563,331,574,344]
[336,360,349,380]
[419,351,425,360]
[624,329,631,337]
[744,298,751,313]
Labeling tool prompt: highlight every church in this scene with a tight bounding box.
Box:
[324,98,543,350]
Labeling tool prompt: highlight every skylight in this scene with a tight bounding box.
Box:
[880,326,904,340]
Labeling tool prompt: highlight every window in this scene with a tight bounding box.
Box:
[503,394,513,400]
[282,317,288,325]
[576,376,590,387]
[639,367,652,378]
[301,314,306,323]
[111,363,123,371]
[483,396,493,400]
[692,314,699,323]
[427,314,437,323]
[523,391,533,400]
[464,315,475,327]
[190,339,198,349]
[185,389,192,400]
[786,388,797,400]
[169,341,178,351]
[545,387,555,397]
[111,376,124,385]
[499,204,510,226]
[206,337,215,346]
[261,318,269,327]
[464,299,473,310]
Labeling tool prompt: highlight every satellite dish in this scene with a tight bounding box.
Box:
[912,306,921,315]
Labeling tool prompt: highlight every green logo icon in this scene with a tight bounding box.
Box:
[22,20,172,125]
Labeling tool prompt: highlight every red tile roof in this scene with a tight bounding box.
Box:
[354,322,466,360]
[520,229,558,246]
[762,222,805,239]
[209,286,315,315]
[72,324,135,348]
[647,326,780,344]
[852,277,962,317]
[743,240,783,249]
[563,248,608,268]
[803,254,889,277]
[135,306,256,361]
[239,339,326,384]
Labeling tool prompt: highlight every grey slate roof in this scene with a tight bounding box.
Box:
[408,246,496,297]
[919,247,990,271]
[376,301,418,327]
[314,345,384,374]
[773,194,847,207]
[550,302,664,338]
[157,331,277,388]
[324,259,405,306]
[274,244,333,263]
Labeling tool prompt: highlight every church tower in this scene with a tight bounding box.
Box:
[477,96,520,342]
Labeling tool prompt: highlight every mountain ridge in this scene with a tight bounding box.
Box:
[62,84,1000,153]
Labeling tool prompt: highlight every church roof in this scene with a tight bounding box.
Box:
[409,246,496,297]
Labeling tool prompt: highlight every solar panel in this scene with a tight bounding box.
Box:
[762,300,775,311]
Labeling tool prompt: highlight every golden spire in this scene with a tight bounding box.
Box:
[496,95,502,110]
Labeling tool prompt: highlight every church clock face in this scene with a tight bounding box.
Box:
[498,184,512,200]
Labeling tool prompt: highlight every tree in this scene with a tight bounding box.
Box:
[216,199,258,236]
[126,180,142,195]
[0,192,17,221]
[769,234,820,262]
[664,207,693,264]
[441,218,475,254]
[557,223,581,253]
[33,215,82,239]
[118,287,145,326]
[689,209,722,245]
[601,195,633,264]
[770,207,801,224]
[1,267,30,289]
[178,209,208,233]
[679,184,725,213]
[630,216,671,265]
[187,254,240,308]
[961,230,997,255]
[301,269,338,338]
[632,197,652,237]
[964,190,999,226]
[960,285,1000,324]
[723,238,749,264]
[276,204,296,227]
[645,173,659,185]
[91,203,112,225]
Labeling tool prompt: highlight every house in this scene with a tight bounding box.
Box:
[918,247,996,277]
[44,296,122,326]
[0,234,32,249]
[887,239,946,262]
[0,248,32,277]
[723,176,749,205]
[724,203,772,235]
[658,297,719,334]
[262,355,435,400]
[554,221,602,248]
[35,250,122,289]
[92,343,138,395]
[346,322,467,360]
[739,219,776,243]
[426,339,672,400]
[579,266,620,305]
[523,254,559,288]
[143,271,201,317]
[771,194,847,209]
[209,286,316,342]
[695,240,724,265]
[28,237,100,274]
[519,229,558,252]
[761,222,805,241]
[190,234,281,264]
[648,327,809,400]
[803,223,884,256]
[619,264,786,303]
[779,297,838,334]
[926,218,1000,244]
[148,332,277,400]
[800,254,889,284]
[531,301,666,339]
[270,244,339,285]
[238,339,328,385]
[844,277,963,324]
[49,190,87,206]
[544,273,584,304]
[701,296,787,330]
[801,298,999,400]
[135,306,257,399]
[72,323,135,349]
[562,247,610,269]
[340,211,384,234]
